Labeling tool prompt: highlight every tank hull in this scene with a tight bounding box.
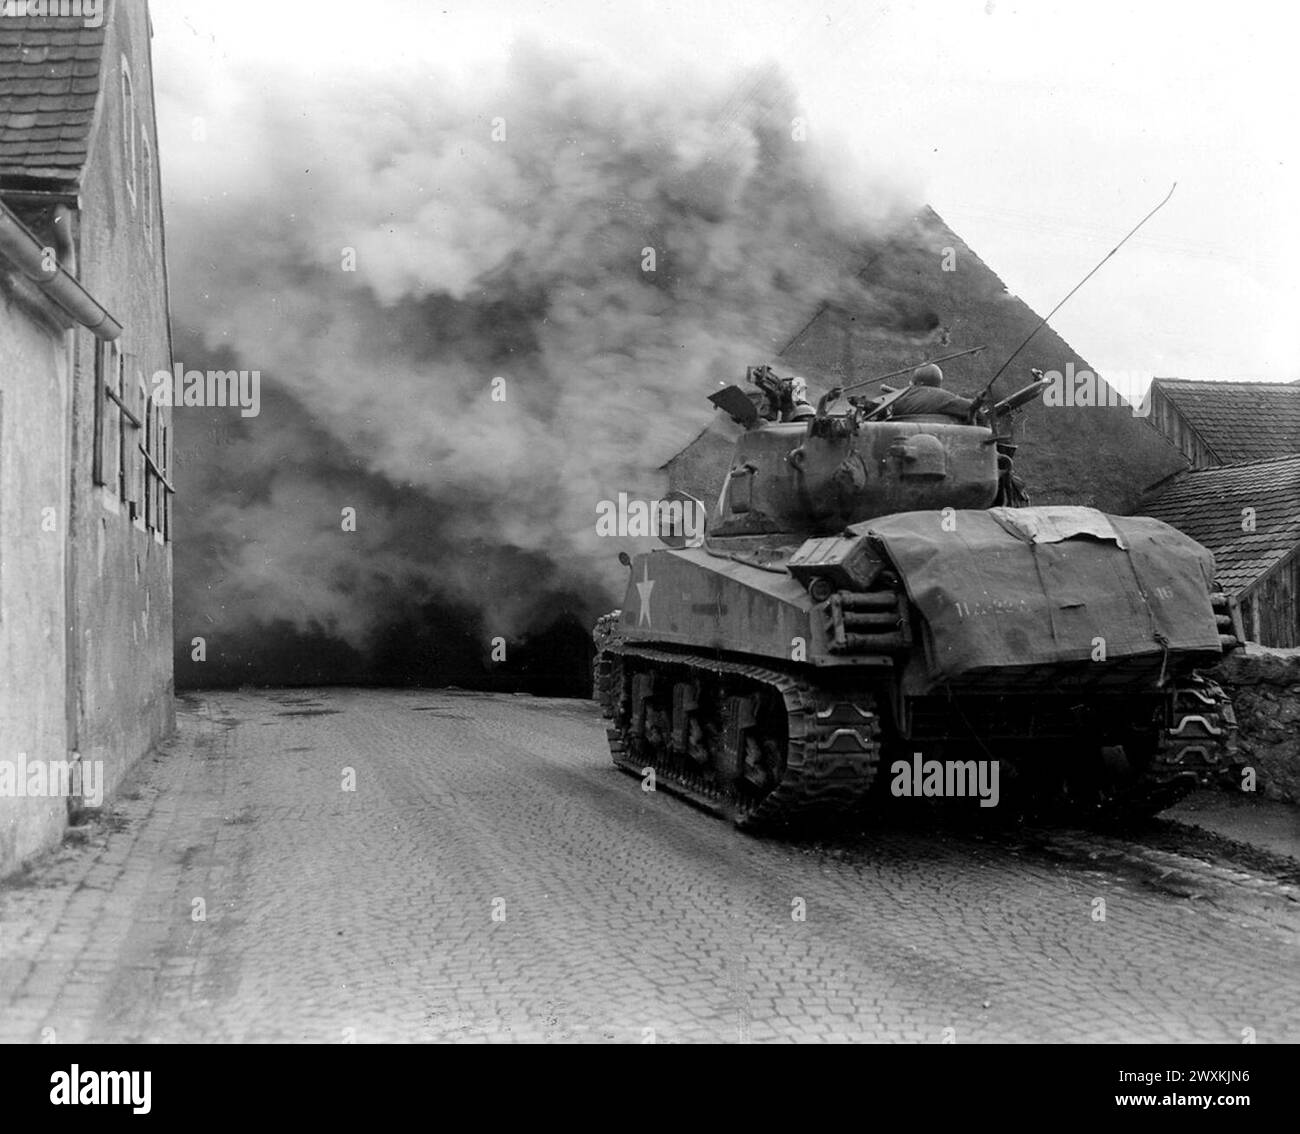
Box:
[600,506,1238,829]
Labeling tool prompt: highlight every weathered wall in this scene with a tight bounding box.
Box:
[68,0,174,804]
[1208,648,1300,804]
[1145,383,1219,470]
[1240,551,1299,650]
[0,276,71,874]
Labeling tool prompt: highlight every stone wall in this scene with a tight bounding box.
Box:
[1208,647,1300,804]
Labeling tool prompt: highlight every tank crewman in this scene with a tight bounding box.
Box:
[816,385,845,417]
[885,364,976,421]
[787,376,817,421]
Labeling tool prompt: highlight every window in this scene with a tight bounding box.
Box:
[164,424,172,540]
[128,370,145,522]
[146,395,154,527]
[143,385,154,529]
[120,57,136,210]
[118,361,130,503]
[95,348,172,535]
[140,381,174,540]
[93,341,111,486]
[96,346,140,510]
[93,341,131,493]
[140,129,153,250]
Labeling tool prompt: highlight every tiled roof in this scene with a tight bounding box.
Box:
[0,11,107,186]
[1139,454,1300,595]
[1153,378,1300,463]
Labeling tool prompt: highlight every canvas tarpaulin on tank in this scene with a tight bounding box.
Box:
[986,505,1128,548]
[865,507,1221,684]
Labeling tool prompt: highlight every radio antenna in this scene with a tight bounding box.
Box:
[974,182,1177,406]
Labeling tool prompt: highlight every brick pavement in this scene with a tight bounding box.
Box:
[1,688,1296,1043]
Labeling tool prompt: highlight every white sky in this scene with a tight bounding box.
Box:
[152,0,1299,385]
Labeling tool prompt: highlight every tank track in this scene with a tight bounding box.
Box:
[1091,674,1239,821]
[600,643,880,832]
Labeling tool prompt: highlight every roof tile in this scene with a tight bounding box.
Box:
[0,14,106,186]
[1140,455,1300,595]
[1153,378,1300,463]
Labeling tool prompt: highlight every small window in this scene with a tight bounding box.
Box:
[121,57,136,210]
[118,358,131,503]
[97,346,147,518]
[141,129,153,250]
[143,393,154,529]
[130,370,146,520]
[139,380,174,537]
[162,423,172,541]
[94,342,138,501]
[93,341,118,487]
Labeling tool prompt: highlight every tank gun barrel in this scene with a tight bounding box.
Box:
[992,371,1051,416]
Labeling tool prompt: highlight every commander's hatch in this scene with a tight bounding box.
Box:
[856,386,910,422]
[708,384,760,428]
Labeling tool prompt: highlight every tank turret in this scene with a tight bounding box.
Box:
[706,365,1044,537]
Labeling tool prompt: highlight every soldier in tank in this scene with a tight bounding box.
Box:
[884,363,976,421]
[816,384,845,418]
[786,375,817,422]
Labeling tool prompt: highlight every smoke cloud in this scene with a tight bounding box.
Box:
[165,37,914,688]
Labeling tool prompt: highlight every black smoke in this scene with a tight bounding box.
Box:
[162,39,909,692]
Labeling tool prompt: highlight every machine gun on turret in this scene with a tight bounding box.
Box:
[710,354,1049,434]
[745,364,817,423]
[709,365,819,426]
[746,364,788,421]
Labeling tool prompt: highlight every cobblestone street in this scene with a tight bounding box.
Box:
[1,689,1297,1044]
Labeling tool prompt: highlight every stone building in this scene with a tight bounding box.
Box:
[0,0,173,876]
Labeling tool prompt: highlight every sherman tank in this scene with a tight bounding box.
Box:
[595,362,1239,831]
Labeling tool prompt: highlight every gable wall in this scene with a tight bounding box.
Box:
[66,0,174,813]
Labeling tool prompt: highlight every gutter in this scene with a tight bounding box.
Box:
[0,198,121,341]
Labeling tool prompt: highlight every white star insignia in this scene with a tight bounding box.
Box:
[636,561,654,627]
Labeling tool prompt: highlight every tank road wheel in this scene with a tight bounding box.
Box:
[726,690,792,823]
[599,643,881,833]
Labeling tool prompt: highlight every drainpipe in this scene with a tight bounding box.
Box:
[0,198,121,341]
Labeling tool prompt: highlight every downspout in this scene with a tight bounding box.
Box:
[0,198,121,340]
[51,204,83,784]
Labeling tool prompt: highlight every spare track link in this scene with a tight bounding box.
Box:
[1152,674,1238,783]
[1114,674,1239,816]
[602,643,880,832]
